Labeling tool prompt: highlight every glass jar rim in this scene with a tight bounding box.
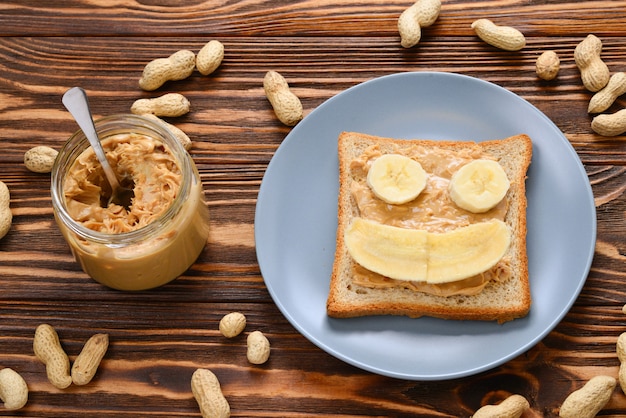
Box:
[50,114,193,245]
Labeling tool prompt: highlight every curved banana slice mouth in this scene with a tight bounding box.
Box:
[449,159,510,213]
[367,154,427,204]
[345,217,511,284]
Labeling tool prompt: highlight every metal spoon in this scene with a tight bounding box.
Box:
[62,87,134,209]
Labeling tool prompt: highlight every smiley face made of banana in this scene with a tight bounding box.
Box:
[345,153,512,285]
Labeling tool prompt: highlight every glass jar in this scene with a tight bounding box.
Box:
[51,114,210,290]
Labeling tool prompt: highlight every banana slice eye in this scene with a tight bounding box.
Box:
[367,154,428,205]
[449,159,510,213]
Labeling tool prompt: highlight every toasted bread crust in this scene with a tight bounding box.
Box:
[327,131,532,323]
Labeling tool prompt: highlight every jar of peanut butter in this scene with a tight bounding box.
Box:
[51,114,210,290]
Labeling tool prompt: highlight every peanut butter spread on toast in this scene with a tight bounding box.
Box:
[350,144,513,296]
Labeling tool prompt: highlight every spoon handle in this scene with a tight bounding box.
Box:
[62,87,121,191]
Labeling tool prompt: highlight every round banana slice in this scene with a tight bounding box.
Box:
[366,154,427,204]
[449,159,510,213]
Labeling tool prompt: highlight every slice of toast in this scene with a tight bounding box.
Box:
[327,131,532,323]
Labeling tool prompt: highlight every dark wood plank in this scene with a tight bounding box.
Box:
[1,0,626,37]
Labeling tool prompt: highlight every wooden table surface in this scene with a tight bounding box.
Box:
[2,1,626,416]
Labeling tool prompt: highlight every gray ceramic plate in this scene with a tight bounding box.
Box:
[254,72,596,380]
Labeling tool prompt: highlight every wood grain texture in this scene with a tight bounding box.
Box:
[1,0,626,416]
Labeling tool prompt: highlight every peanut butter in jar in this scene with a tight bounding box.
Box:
[51,114,209,290]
